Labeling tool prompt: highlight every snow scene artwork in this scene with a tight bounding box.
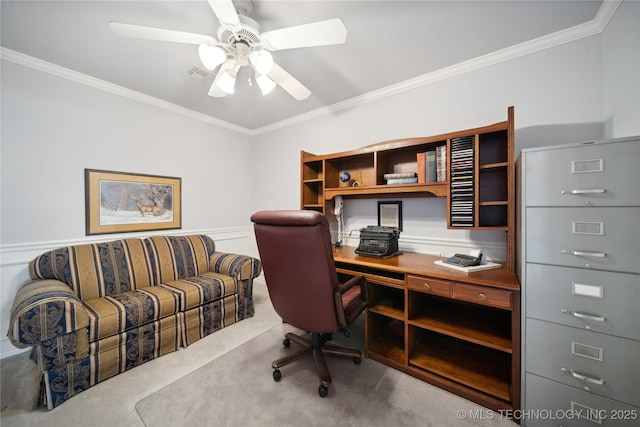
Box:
[85,169,181,235]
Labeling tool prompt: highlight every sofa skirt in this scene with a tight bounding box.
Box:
[42,315,181,409]
[180,293,254,346]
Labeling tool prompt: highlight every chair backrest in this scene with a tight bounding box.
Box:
[251,210,341,333]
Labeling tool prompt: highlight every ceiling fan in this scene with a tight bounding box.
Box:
[110,0,347,100]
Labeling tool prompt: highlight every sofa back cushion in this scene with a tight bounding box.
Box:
[145,235,215,284]
[30,239,154,300]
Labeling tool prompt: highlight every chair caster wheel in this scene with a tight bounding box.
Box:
[318,384,328,397]
[273,369,282,382]
[353,356,362,365]
[283,338,291,347]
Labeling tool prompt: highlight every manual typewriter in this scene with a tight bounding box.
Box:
[355,226,401,258]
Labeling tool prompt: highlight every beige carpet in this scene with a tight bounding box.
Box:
[135,318,518,427]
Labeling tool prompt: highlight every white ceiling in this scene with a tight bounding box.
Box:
[1,1,604,131]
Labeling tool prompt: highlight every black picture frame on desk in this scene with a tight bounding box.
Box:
[378,201,402,231]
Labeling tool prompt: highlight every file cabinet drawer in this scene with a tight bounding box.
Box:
[452,283,512,310]
[526,207,640,273]
[525,373,639,427]
[525,264,640,340]
[523,139,640,207]
[407,275,451,297]
[526,319,640,407]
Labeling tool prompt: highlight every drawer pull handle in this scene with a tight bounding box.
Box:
[478,293,487,300]
[561,367,605,385]
[561,189,606,195]
[567,250,607,258]
[423,283,431,290]
[561,309,606,322]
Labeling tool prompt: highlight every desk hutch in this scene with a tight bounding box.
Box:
[299,107,520,414]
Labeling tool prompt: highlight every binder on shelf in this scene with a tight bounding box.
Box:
[436,145,446,182]
[425,150,437,182]
[416,152,426,183]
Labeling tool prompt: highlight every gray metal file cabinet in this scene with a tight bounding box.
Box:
[518,137,640,426]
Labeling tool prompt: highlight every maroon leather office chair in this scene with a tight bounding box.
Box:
[251,210,368,397]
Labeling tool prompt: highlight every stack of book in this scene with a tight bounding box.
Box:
[450,136,475,227]
[383,172,418,185]
[416,145,447,183]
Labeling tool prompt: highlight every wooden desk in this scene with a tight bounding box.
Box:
[334,246,521,414]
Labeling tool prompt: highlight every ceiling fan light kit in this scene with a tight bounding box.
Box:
[248,50,273,74]
[216,69,237,94]
[110,0,348,100]
[198,44,226,70]
[256,73,276,95]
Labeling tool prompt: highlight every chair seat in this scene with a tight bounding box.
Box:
[160,272,237,311]
[84,287,178,341]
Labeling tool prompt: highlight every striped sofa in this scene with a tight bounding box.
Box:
[7,234,261,409]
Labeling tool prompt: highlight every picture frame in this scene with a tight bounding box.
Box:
[378,201,403,230]
[85,169,181,235]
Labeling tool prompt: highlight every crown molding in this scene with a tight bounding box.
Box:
[254,0,622,134]
[1,1,620,137]
[0,47,254,136]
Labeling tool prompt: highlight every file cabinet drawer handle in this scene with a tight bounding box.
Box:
[561,367,605,385]
[561,189,606,195]
[561,309,606,322]
[567,250,607,258]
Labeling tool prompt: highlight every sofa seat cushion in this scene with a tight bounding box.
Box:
[84,287,179,341]
[159,272,237,311]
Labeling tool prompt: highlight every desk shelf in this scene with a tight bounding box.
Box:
[408,294,512,353]
[367,313,405,364]
[409,330,511,401]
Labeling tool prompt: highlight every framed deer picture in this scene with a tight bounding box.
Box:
[85,169,181,235]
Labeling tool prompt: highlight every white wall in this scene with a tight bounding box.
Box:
[0,60,254,357]
[250,31,608,258]
[602,0,640,137]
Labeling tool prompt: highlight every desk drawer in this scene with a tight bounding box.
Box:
[526,207,640,274]
[407,275,451,297]
[525,264,640,340]
[525,373,639,427]
[452,283,512,310]
[523,139,640,207]
[526,319,640,407]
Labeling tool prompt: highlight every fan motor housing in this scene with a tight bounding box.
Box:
[217,15,261,48]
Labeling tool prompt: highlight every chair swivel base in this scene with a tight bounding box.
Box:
[271,331,362,397]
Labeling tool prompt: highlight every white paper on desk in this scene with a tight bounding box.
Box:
[434,260,501,273]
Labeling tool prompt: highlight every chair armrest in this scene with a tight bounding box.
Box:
[8,280,89,348]
[334,275,368,328]
[209,252,262,281]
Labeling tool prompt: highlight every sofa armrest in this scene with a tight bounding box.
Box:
[8,279,89,348]
[209,252,262,281]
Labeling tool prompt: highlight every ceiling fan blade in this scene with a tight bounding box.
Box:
[261,18,347,51]
[207,0,242,33]
[268,63,311,101]
[110,22,217,46]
